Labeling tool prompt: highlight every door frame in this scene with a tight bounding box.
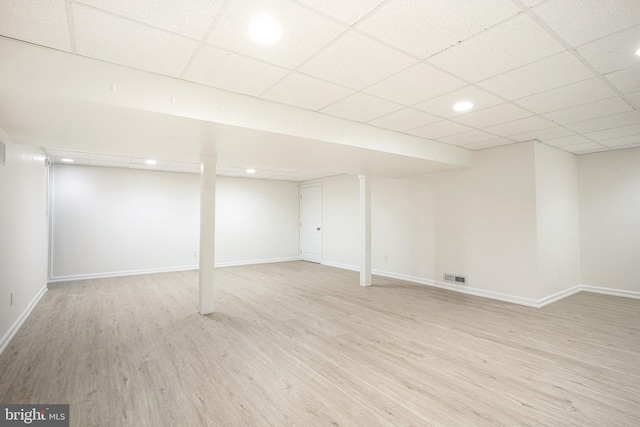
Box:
[299,183,322,263]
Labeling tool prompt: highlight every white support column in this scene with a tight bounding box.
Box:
[198,156,217,314]
[359,174,372,287]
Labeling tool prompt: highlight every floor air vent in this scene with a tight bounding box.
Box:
[444,273,467,285]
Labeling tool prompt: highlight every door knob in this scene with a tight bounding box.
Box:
[316,227,321,230]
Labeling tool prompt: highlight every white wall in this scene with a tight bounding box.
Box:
[314,143,540,300]
[427,142,539,299]
[215,176,300,266]
[534,143,581,298]
[316,142,584,303]
[0,142,48,351]
[579,147,640,292]
[318,174,359,269]
[51,165,201,278]
[51,165,299,280]
[372,176,436,280]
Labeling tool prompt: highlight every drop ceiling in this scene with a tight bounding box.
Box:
[44,149,337,181]
[0,0,639,178]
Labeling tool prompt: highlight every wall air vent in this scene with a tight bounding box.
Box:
[444,273,467,285]
[0,140,5,165]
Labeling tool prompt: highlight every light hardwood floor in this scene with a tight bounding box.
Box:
[1,262,639,426]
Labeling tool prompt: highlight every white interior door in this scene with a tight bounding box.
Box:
[300,184,322,263]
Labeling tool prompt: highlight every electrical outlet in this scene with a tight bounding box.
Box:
[384,254,388,262]
[193,250,198,258]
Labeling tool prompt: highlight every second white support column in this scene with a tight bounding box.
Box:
[359,174,372,287]
[199,156,217,314]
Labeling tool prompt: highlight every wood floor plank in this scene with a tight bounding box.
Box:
[1,262,639,426]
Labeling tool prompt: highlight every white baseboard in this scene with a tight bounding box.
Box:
[215,256,301,268]
[535,286,583,308]
[580,284,640,299]
[320,264,640,308]
[48,257,302,283]
[0,285,47,355]
[321,260,359,272]
[48,264,200,283]
[372,268,542,307]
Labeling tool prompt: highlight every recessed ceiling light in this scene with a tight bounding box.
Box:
[246,168,256,174]
[145,159,157,165]
[249,15,281,44]
[635,47,640,56]
[453,100,474,112]
[61,158,74,163]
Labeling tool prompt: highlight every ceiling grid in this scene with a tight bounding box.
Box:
[0,0,639,177]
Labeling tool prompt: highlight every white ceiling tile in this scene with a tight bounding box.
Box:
[438,130,497,145]
[261,72,353,110]
[89,153,131,162]
[532,0,640,46]
[599,134,640,148]
[207,0,345,69]
[612,142,640,150]
[576,25,640,74]
[585,123,640,141]
[45,149,89,160]
[463,138,514,150]
[605,65,640,93]
[413,86,504,118]
[184,45,289,96]
[74,5,199,77]
[562,142,607,153]
[575,148,610,154]
[89,160,130,168]
[482,116,556,137]
[364,63,466,106]
[320,93,403,122]
[76,0,225,39]
[369,108,440,132]
[509,126,575,143]
[0,0,71,52]
[628,91,640,109]
[542,97,635,124]
[521,0,545,6]
[544,134,590,147]
[357,0,518,58]
[270,166,302,173]
[254,170,283,178]
[452,103,533,128]
[219,163,252,170]
[565,111,640,133]
[428,14,564,82]
[408,120,473,139]
[477,52,594,100]
[515,78,618,113]
[298,31,416,90]
[294,0,383,25]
